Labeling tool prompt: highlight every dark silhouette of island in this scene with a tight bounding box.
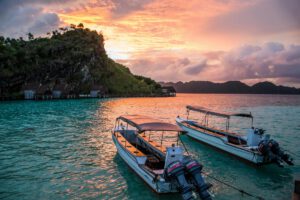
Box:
[160,81,300,94]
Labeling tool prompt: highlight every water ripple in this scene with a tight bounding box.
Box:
[0,95,299,200]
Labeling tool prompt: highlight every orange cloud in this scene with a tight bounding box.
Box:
[1,0,299,85]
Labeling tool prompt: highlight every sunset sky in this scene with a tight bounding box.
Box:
[1,0,300,86]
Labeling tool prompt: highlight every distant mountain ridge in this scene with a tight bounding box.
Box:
[160,81,300,94]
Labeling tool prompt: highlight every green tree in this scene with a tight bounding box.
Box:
[77,23,84,29]
[0,24,162,97]
[27,32,34,40]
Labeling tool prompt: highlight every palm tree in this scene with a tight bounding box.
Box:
[77,23,84,29]
[27,33,34,40]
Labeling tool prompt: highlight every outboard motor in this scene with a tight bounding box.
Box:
[247,128,264,146]
[258,136,294,167]
[184,159,212,200]
[166,161,194,200]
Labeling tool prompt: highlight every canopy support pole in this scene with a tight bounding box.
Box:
[161,131,164,146]
[135,131,138,150]
[205,113,208,127]
[113,119,117,132]
[226,118,230,132]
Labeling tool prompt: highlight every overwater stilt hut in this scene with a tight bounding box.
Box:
[161,86,176,96]
[52,84,66,99]
[22,83,40,100]
[36,84,52,100]
[90,85,107,98]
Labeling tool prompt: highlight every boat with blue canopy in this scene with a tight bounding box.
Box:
[176,105,294,167]
[112,114,212,200]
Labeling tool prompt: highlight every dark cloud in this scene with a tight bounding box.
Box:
[206,0,300,36]
[214,43,300,81]
[284,45,300,61]
[0,0,62,38]
[0,0,153,37]
[263,42,284,52]
[117,56,196,81]
[30,12,60,34]
[178,58,191,66]
[0,0,72,14]
[184,60,207,75]
[110,0,152,18]
[118,42,300,86]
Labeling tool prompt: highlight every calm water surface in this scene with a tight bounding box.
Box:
[0,94,300,200]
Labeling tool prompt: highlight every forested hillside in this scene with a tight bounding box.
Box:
[0,24,161,98]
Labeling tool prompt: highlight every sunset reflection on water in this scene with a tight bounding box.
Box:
[0,94,299,200]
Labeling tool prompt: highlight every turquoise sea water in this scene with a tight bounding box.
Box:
[0,94,300,200]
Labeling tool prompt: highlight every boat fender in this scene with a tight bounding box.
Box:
[184,160,212,200]
[165,161,194,200]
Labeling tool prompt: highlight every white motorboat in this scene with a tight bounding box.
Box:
[176,105,294,167]
[112,115,212,200]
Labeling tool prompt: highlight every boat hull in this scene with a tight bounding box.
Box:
[176,117,265,165]
[112,133,176,193]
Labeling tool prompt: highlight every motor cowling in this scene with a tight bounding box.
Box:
[166,161,194,200]
[247,128,264,146]
[185,160,212,200]
[258,139,294,167]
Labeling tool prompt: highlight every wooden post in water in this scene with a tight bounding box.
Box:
[294,176,300,200]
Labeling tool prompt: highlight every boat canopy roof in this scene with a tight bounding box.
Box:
[186,105,253,119]
[117,115,183,132]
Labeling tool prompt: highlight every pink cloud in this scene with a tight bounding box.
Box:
[117,42,300,86]
[1,0,299,86]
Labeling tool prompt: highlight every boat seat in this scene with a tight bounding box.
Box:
[115,132,145,157]
[152,169,164,175]
[184,121,245,141]
[140,135,167,153]
[183,121,223,138]
[147,155,160,163]
[227,135,247,145]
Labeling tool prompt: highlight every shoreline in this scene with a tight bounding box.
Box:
[0,93,176,101]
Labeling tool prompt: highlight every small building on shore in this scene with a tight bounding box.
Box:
[22,83,40,100]
[36,84,52,100]
[52,84,66,99]
[66,89,77,99]
[161,86,176,96]
[90,85,106,98]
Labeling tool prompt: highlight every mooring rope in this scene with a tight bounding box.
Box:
[203,171,265,200]
[178,134,190,155]
[179,135,265,200]
[284,148,298,157]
